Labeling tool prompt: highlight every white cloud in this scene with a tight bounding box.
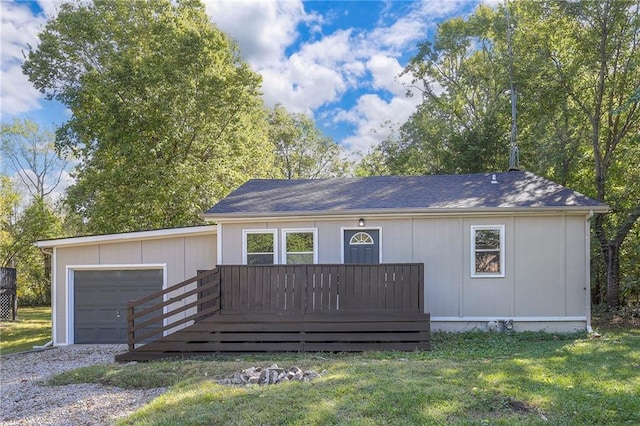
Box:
[480,0,502,8]
[203,0,307,68]
[366,55,405,96]
[1,64,42,116]
[204,0,339,114]
[418,0,473,18]
[368,15,427,52]
[35,1,64,18]
[326,0,479,153]
[0,1,49,116]
[337,93,421,153]
[259,29,363,113]
[294,29,355,67]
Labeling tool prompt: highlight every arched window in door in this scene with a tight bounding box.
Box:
[349,232,374,245]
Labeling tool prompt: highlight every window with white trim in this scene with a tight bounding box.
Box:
[471,225,505,277]
[243,230,277,265]
[282,229,317,264]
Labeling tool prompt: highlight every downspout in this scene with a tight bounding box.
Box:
[37,247,55,348]
[586,210,594,333]
[33,340,54,350]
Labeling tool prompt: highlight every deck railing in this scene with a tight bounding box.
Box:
[126,268,221,351]
[126,263,424,351]
[219,264,424,314]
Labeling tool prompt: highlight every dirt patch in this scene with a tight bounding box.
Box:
[506,397,535,414]
[592,304,640,330]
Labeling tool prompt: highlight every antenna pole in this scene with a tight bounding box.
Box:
[506,1,519,171]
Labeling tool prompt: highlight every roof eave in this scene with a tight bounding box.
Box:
[203,205,610,223]
[36,225,217,249]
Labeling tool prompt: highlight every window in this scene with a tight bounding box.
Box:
[471,225,505,277]
[282,229,317,264]
[243,230,277,265]
[349,231,374,245]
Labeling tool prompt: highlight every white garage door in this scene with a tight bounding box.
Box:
[73,269,163,344]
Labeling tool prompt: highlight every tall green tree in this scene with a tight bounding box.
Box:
[0,178,63,305]
[268,104,350,179]
[0,197,63,305]
[380,5,511,175]
[23,0,274,234]
[513,0,640,307]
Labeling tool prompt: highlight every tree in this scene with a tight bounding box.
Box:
[1,177,63,305]
[22,0,274,234]
[0,176,20,247]
[1,197,63,305]
[367,0,639,307]
[369,5,511,176]
[268,104,350,179]
[512,0,640,307]
[1,119,69,202]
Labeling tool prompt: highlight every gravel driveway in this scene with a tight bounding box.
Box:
[0,345,166,425]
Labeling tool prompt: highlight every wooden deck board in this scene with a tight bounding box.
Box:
[120,264,428,362]
[117,312,430,361]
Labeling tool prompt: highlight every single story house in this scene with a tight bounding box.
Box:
[37,170,608,347]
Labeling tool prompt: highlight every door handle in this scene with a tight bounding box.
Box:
[116,309,120,318]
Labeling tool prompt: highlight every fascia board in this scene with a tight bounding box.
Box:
[36,225,217,249]
[203,205,609,223]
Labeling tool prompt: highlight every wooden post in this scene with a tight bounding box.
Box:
[12,293,17,321]
[126,300,135,351]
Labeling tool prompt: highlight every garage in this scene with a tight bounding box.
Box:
[73,269,163,344]
[36,225,217,346]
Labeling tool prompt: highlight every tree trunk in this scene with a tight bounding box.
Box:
[605,243,620,308]
[596,206,640,308]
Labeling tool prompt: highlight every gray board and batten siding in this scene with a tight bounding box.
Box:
[206,171,608,332]
[37,226,217,345]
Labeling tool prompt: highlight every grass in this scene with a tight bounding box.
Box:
[46,327,640,426]
[0,306,51,355]
[4,306,637,424]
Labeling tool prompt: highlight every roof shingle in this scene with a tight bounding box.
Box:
[204,171,607,217]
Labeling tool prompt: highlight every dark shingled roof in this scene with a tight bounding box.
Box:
[204,171,607,217]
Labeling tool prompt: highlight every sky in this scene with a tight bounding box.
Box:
[1,0,496,157]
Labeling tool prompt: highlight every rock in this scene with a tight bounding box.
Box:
[302,371,320,382]
[218,365,321,386]
[230,372,245,384]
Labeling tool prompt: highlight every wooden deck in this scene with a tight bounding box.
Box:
[115,264,429,362]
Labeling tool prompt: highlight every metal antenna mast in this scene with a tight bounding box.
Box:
[506,2,519,171]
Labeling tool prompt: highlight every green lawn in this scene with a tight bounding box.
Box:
[0,306,51,355]
[3,306,638,424]
[47,327,640,426]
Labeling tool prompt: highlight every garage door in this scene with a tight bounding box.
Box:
[74,269,163,344]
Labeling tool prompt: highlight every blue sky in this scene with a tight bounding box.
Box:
[1,0,493,155]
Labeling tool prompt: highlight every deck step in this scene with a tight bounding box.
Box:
[115,312,430,362]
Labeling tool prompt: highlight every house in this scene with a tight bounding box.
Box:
[37,170,608,348]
